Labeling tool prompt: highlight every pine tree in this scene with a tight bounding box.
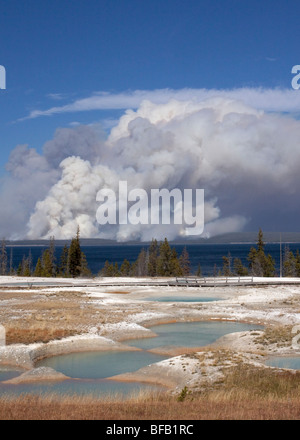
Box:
[233,258,248,276]
[0,239,7,276]
[101,260,117,277]
[283,246,296,277]
[21,254,32,277]
[41,249,53,277]
[113,262,120,276]
[147,239,159,277]
[247,229,275,277]
[120,259,131,276]
[9,248,14,275]
[34,257,43,277]
[49,236,56,277]
[157,238,173,276]
[170,248,183,276]
[135,248,148,276]
[179,247,190,276]
[222,252,232,276]
[58,244,69,277]
[196,263,202,277]
[67,227,82,277]
[80,251,92,277]
[295,250,300,277]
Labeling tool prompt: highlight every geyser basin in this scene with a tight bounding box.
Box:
[125,320,262,350]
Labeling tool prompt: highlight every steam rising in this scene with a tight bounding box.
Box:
[2,96,300,241]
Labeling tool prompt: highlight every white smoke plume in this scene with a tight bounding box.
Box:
[3,96,300,241]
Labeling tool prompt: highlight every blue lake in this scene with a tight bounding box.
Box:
[6,242,298,276]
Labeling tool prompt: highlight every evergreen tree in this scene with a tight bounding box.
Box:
[114,262,120,276]
[120,259,131,276]
[147,239,159,277]
[257,228,265,253]
[0,239,7,276]
[283,246,296,277]
[34,257,43,277]
[222,252,232,276]
[9,248,14,275]
[80,251,92,277]
[157,238,173,276]
[41,249,53,277]
[67,227,83,277]
[196,263,202,277]
[49,236,56,277]
[233,258,248,276]
[16,262,22,276]
[247,229,275,277]
[58,244,69,277]
[295,250,300,277]
[21,254,32,277]
[101,260,115,277]
[135,248,148,276]
[179,247,190,276]
[170,248,183,276]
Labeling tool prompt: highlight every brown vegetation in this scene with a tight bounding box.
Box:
[1,365,300,420]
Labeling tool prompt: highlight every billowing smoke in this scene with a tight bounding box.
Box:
[3,96,300,241]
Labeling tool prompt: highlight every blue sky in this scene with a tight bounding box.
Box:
[1,0,300,239]
[1,0,299,164]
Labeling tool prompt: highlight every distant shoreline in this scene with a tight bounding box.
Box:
[3,231,300,247]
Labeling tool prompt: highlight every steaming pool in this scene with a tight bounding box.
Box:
[0,320,262,397]
[265,356,300,370]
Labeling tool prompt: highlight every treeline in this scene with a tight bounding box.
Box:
[0,228,91,278]
[100,238,195,277]
[222,228,300,278]
[221,229,276,277]
[1,228,300,279]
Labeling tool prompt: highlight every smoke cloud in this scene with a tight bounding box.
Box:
[2,96,300,241]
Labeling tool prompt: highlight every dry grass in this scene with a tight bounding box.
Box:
[1,365,300,420]
[0,289,127,344]
[254,325,294,347]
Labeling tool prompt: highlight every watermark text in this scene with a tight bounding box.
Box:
[291,65,300,90]
[96,181,204,236]
[0,65,6,90]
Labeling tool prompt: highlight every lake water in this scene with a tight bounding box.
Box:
[266,356,300,370]
[6,242,299,276]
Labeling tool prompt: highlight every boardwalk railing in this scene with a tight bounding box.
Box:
[173,276,254,287]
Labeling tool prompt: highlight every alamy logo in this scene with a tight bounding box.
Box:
[0,324,5,346]
[0,65,6,90]
[96,181,204,235]
[291,65,300,90]
[291,325,300,349]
